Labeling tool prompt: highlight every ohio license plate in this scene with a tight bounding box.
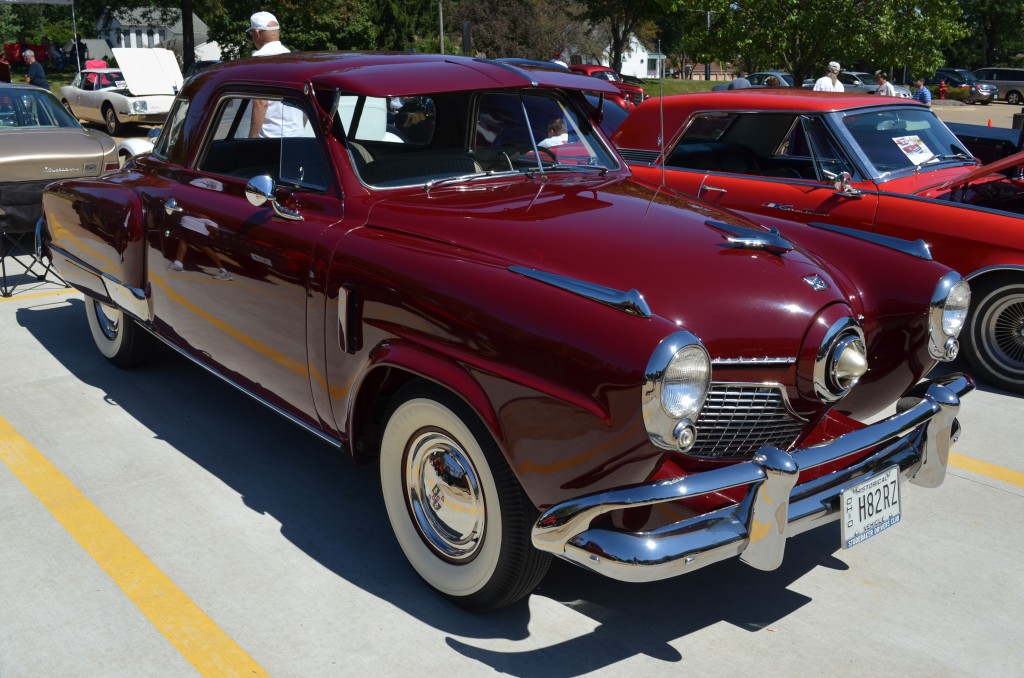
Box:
[840,466,901,549]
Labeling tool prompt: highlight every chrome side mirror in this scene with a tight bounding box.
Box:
[245,174,303,221]
[833,171,861,198]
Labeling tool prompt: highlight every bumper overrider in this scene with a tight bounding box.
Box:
[532,373,974,582]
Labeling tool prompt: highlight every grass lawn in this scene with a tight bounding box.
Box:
[639,78,721,96]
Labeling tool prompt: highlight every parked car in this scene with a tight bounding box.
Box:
[0,82,117,242]
[0,53,10,83]
[59,47,183,135]
[748,71,795,87]
[613,89,1024,392]
[972,67,1024,105]
[41,53,973,610]
[568,64,646,107]
[839,71,912,98]
[928,68,997,104]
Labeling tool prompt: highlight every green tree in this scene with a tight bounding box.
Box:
[944,0,1024,68]
[453,0,582,59]
[576,0,662,72]
[670,0,964,84]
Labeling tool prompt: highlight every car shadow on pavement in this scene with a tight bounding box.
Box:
[19,298,853,674]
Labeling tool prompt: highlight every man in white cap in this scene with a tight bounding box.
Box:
[247,11,305,137]
[813,61,844,92]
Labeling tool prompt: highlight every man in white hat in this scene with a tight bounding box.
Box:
[813,61,844,92]
[247,11,305,137]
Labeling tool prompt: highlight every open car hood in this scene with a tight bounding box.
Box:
[931,148,1024,192]
[111,48,183,96]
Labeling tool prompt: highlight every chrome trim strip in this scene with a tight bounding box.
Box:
[809,221,932,260]
[964,264,1024,282]
[102,276,151,323]
[532,373,974,583]
[509,266,652,318]
[146,329,343,448]
[927,271,967,362]
[711,356,796,366]
[704,219,794,254]
[642,331,710,450]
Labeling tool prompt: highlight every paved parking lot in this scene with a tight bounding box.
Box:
[0,263,1021,676]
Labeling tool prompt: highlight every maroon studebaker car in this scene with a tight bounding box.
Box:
[612,90,1024,393]
[40,54,973,610]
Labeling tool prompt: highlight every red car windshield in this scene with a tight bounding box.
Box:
[841,108,972,177]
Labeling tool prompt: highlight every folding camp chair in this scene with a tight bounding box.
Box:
[0,184,65,297]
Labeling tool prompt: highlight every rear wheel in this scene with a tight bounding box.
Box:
[380,384,550,610]
[962,278,1024,393]
[85,299,154,368]
[103,104,123,136]
[1007,91,1023,105]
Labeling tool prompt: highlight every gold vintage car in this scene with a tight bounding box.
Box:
[0,81,118,294]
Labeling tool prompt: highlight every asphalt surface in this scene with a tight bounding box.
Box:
[2,104,1022,676]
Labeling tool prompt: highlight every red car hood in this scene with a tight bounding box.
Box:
[365,176,850,359]
[884,151,1024,195]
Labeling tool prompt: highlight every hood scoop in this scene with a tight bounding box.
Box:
[705,219,794,255]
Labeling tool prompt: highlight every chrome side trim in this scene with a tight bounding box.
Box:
[102,276,152,323]
[509,266,652,318]
[809,221,932,260]
[964,264,1024,282]
[704,219,794,254]
[532,373,974,583]
[145,328,343,449]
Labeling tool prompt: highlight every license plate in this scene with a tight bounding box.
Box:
[840,466,901,549]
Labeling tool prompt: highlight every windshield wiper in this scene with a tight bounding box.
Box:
[525,163,610,178]
[424,169,521,192]
[914,152,976,173]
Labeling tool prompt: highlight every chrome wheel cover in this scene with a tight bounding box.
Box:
[983,291,1024,376]
[404,429,485,561]
[93,301,121,341]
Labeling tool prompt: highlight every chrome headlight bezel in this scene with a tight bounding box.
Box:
[643,331,711,451]
[813,317,868,402]
[929,272,970,362]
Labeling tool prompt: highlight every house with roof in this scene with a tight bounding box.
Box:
[568,35,666,80]
[96,8,221,63]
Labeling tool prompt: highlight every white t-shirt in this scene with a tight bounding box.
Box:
[538,133,568,148]
[813,75,844,92]
[252,41,306,137]
[876,81,896,97]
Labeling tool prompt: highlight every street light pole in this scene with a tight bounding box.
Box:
[704,10,711,81]
[438,0,444,54]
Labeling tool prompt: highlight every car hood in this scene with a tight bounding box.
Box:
[921,148,1024,192]
[111,47,183,96]
[365,177,850,359]
[0,127,114,181]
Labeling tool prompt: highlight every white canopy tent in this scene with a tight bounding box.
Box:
[1,0,83,71]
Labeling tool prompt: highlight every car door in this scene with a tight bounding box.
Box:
[148,92,341,425]
[665,112,881,231]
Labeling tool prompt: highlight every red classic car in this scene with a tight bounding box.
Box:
[612,90,1024,393]
[569,64,646,108]
[40,54,973,610]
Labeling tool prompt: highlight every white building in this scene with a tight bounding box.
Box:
[97,8,221,63]
[570,35,666,79]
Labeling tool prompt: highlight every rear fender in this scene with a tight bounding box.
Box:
[43,179,147,306]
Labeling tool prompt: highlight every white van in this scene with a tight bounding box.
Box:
[973,67,1024,105]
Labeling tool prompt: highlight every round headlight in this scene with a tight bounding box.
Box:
[942,280,971,335]
[662,345,711,419]
[813,317,867,402]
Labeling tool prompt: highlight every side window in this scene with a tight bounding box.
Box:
[152,99,189,160]
[197,95,328,191]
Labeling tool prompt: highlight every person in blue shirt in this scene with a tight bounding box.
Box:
[912,77,932,105]
[22,50,49,91]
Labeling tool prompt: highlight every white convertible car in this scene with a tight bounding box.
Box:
[60,48,182,135]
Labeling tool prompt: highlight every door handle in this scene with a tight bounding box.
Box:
[702,185,727,193]
[163,198,184,215]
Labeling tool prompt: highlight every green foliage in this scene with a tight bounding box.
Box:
[944,0,1024,68]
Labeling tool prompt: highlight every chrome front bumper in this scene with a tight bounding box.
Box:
[532,373,974,582]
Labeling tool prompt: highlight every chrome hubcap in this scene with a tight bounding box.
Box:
[404,430,484,561]
[94,301,120,340]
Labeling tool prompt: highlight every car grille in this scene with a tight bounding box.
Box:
[688,384,804,460]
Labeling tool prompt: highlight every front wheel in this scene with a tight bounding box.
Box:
[85,299,155,368]
[380,384,550,610]
[103,105,123,136]
[962,278,1024,393]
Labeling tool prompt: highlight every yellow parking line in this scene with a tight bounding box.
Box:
[0,288,76,303]
[0,416,267,677]
[950,452,1024,488]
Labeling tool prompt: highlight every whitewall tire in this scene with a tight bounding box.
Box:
[380,384,550,610]
[85,299,154,368]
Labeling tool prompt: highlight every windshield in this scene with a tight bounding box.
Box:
[841,108,972,177]
[337,88,620,188]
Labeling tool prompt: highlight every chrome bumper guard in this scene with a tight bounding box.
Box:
[532,373,974,583]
